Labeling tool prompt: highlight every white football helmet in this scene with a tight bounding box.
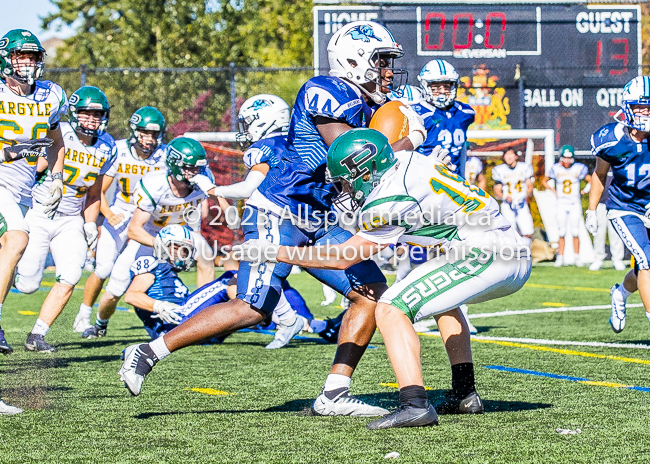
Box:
[620,76,650,132]
[153,224,196,272]
[389,84,423,105]
[236,94,290,147]
[417,59,460,109]
[327,21,406,105]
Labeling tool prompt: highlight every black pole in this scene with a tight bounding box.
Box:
[516,64,525,129]
[80,64,86,87]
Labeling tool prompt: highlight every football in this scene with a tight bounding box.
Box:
[369,100,409,144]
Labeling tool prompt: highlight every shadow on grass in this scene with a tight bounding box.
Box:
[133,391,552,419]
[58,338,144,349]
[2,354,122,371]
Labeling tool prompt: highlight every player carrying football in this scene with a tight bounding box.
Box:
[14,86,116,352]
[0,29,68,356]
[587,76,650,333]
[235,129,531,428]
[542,145,591,267]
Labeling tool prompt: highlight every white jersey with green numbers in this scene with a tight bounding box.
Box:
[133,169,210,235]
[0,79,68,206]
[103,139,167,215]
[32,122,116,215]
[357,151,510,250]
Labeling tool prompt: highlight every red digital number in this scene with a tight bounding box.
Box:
[424,13,445,50]
[610,38,629,75]
[485,12,506,49]
[595,40,603,74]
[452,13,473,49]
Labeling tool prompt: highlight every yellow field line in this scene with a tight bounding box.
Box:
[418,333,650,365]
[184,387,234,396]
[524,283,610,293]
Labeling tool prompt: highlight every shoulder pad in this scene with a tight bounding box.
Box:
[304,78,362,119]
[591,123,624,154]
[455,101,476,115]
[129,256,159,276]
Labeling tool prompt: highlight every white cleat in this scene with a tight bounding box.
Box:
[554,255,564,267]
[589,260,603,271]
[266,316,306,350]
[575,259,584,268]
[609,284,627,333]
[72,312,92,333]
[118,343,157,396]
[613,260,626,271]
[312,390,389,417]
[0,400,22,415]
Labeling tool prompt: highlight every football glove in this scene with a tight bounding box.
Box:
[152,300,183,324]
[224,205,241,230]
[0,138,53,163]
[232,239,280,264]
[189,173,216,195]
[585,209,598,235]
[399,105,427,149]
[83,222,99,251]
[42,178,64,219]
[430,145,455,171]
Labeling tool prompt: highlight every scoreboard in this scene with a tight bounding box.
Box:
[313,3,641,150]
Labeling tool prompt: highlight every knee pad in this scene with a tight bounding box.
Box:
[58,265,83,287]
[93,259,114,280]
[14,274,40,294]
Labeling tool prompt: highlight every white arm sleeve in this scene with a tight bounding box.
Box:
[211,170,267,200]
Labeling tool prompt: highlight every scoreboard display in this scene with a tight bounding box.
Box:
[313,3,641,150]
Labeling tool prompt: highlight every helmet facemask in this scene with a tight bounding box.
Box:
[351,52,408,105]
[133,129,162,155]
[9,50,44,85]
[72,109,109,138]
[421,80,458,109]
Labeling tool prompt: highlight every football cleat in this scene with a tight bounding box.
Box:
[436,391,484,415]
[119,343,158,396]
[0,400,22,415]
[24,333,57,353]
[266,316,306,350]
[366,404,438,430]
[72,313,92,334]
[312,389,389,417]
[609,284,627,333]
[613,260,626,272]
[82,325,107,339]
[0,329,13,355]
[318,310,347,344]
[589,260,603,271]
[554,255,564,267]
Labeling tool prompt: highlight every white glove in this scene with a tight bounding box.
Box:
[83,222,99,251]
[399,105,427,149]
[1,137,53,162]
[152,300,182,324]
[224,205,241,230]
[232,239,280,264]
[430,145,455,171]
[585,209,598,235]
[189,173,216,195]
[42,178,63,219]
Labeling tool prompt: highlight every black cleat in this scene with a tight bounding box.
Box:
[0,329,13,355]
[24,333,57,353]
[436,391,484,415]
[366,404,438,430]
[318,310,347,344]
[82,325,107,339]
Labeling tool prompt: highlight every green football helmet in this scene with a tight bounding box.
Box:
[165,137,208,184]
[0,29,46,85]
[326,128,396,211]
[68,86,110,137]
[129,106,166,154]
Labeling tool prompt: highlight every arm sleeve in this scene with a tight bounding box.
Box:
[212,170,266,200]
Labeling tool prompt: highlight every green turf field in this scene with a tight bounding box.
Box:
[1,264,649,463]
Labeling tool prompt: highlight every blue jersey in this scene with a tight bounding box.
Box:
[243,133,286,170]
[258,76,375,216]
[591,122,650,215]
[412,101,475,174]
[129,257,189,306]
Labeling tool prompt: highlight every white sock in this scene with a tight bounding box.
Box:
[78,303,92,319]
[646,312,650,324]
[32,318,50,336]
[273,294,296,326]
[150,336,171,360]
[619,285,633,300]
[324,374,351,392]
